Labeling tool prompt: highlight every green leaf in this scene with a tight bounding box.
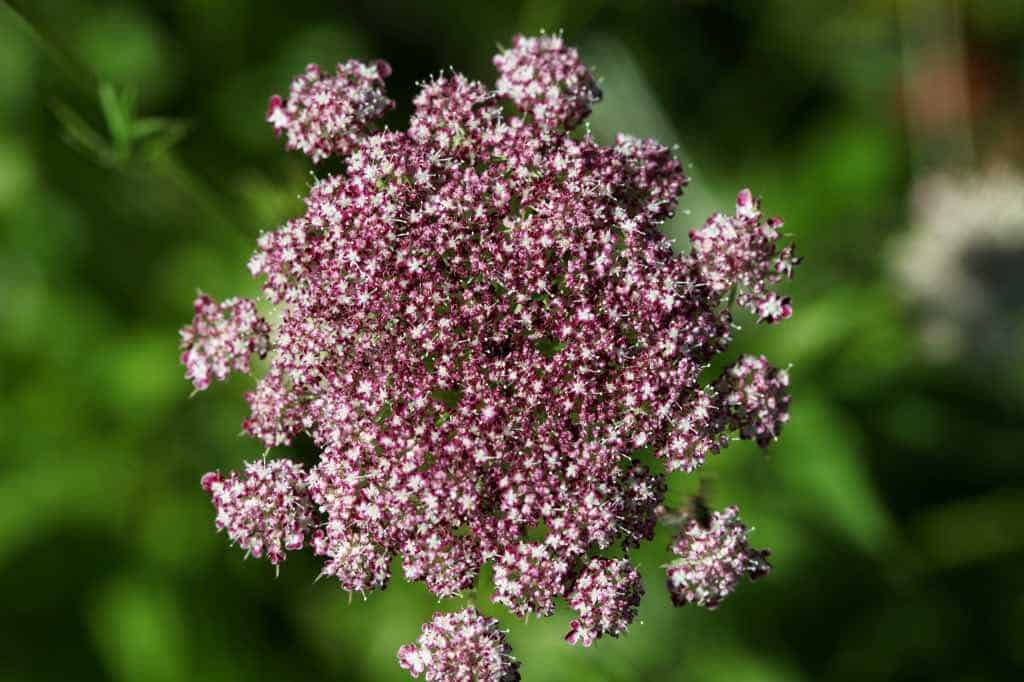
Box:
[50,99,112,163]
[99,82,133,157]
[775,388,891,552]
[89,577,188,682]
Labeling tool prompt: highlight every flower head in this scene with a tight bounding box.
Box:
[179,293,269,391]
[201,459,314,565]
[666,505,771,609]
[716,354,791,447]
[398,608,520,681]
[267,59,394,162]
[615,133,689,221]
[690,189,800,323]
[565,557,644,646]
[494,33,601,129]
[183,32,798,677]
[619,463,668,549]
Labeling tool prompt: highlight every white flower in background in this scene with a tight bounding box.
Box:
[893,168,1024,361]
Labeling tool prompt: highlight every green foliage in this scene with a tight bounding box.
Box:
[53,83,189,168]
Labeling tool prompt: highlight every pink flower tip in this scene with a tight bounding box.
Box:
[200,471,221,492]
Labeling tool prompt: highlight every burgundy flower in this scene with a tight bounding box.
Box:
[183,32,799,677]
[690,188,801,323]
[201,459,313,566]
[619,463,668,550]
[267,59,394,162]
[494,33,600,129]
[565,557,644,646]
[179,293,269,391]
[666,505,771,609]
[716,354,791,447]
[398,608,520,681]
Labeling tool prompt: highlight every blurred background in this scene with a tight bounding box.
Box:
[2,1,1023,680]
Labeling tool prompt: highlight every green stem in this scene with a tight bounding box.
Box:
[1,1,97,96]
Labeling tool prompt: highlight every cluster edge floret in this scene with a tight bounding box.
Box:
[398,607,520,681]
[666,505,771,609]
[180,32,800,678]
[201,458,314,566]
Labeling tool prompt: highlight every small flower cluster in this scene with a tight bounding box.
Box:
[179,293,270,391]
[494,33,601,129]
[716,355,791,447]
[620,464,668,549]
[666,506,771,610]
[398,608,520,681]
[267,60,394,162]
[565,557,644,647]
[183,32,798,678]
[200,459,314,566]
[689,188,800,323]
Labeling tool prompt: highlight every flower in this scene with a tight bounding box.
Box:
[179,293,269,391]
[666,505,771,609]
[267,59,394,162]
[715,354,791,447]
[619,463,668,550]
[398,608,520,681]
[183,32,798,677]
[201,459,314,566]
[614,133,689,222]
[565,557,644,646]
[493,32,601,129]
[690,188,800,323]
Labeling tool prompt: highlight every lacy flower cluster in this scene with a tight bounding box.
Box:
[180,32,798,679]
[666,506,771,610]
[398,608,520,681]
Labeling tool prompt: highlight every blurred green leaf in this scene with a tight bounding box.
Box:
[54,84,189,169]
[775,388,892,553]
[89,578,188,682]
[51,99,112,162]
[911,489,1024,569]
[99,82,134,159]
[0,135,37,208]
